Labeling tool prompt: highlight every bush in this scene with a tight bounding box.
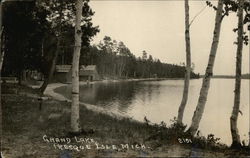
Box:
[143,117,227,151]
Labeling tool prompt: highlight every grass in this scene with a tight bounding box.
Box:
[2,83,250,157]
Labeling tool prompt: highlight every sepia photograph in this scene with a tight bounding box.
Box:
[1,0,250,157]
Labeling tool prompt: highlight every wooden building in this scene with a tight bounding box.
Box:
[79,65,99,81]
[54,65,72,83]
[54,65,99,83]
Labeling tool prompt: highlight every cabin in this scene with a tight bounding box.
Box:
[79,65,99,81]
[54,65,72,83]
[54,65,99,83]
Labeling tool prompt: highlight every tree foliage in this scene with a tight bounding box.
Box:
[2,1,49,78]
[2,0,99,81]
[206,0,250,44]
[2,1,199,81]
[74,36,199,79]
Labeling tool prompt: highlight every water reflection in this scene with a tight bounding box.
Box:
[58,82,136,113]
[55,79,249,145]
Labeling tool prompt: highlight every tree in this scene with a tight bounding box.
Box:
[38,0,99,94]
[177,0,191,124]
[0,1,3,154]
[39,0,71,93]
[71,0,83,133]
[117,41,131,77]
[187,0,224,136]
[39,34,61,94]
[0,1,4,71]
[230,0,244,148]
[88,36,199,80]
[2,1,48,82]
[142,50,147,60]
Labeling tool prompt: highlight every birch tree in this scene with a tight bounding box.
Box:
[38,0,98,94]
[0,2,3,71]
[230,0,244,148]
[187,0,224,136]
[177,0,191,124]
[71,0,83,133]
[0,1,3,154]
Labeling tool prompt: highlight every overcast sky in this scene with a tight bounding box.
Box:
[89,0,249,75]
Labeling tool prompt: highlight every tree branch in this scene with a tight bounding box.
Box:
[189,5,207,27]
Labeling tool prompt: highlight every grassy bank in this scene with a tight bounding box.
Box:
[2,84,249,157]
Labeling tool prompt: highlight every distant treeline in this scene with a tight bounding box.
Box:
[58,36,200,79]
[242,74,250,79]
[203,74,250,79]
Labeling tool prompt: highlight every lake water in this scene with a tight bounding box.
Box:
[55,78,249,145]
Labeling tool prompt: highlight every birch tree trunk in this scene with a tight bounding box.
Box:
[230,0,244,148]
[0,2,3,154]
[177,0,191,124]
[0,2,3,71]
[71,0,83,133]
[0,47,4,71]
[187,0,224,136]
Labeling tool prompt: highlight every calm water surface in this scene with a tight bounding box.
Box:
[55,79,249,145]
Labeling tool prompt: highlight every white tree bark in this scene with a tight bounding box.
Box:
[177,0,191,124]
[230,0,244,148]
[0,46,4,72]
[0,2,3,153]
[188,0,224,136]
[0,2,3,71]
[71,0,83,133]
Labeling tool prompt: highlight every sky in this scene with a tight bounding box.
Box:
[89,0,249,75]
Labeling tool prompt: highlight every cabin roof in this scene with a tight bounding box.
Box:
[55,65,98,75]
[80,65,96,71]
[80,65,98,76]
[55,65,71,72]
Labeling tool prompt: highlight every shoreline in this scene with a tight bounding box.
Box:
[43,78,246,147]
[44,82,134,121]
[43,77,184,123]
[2,81,250,157]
